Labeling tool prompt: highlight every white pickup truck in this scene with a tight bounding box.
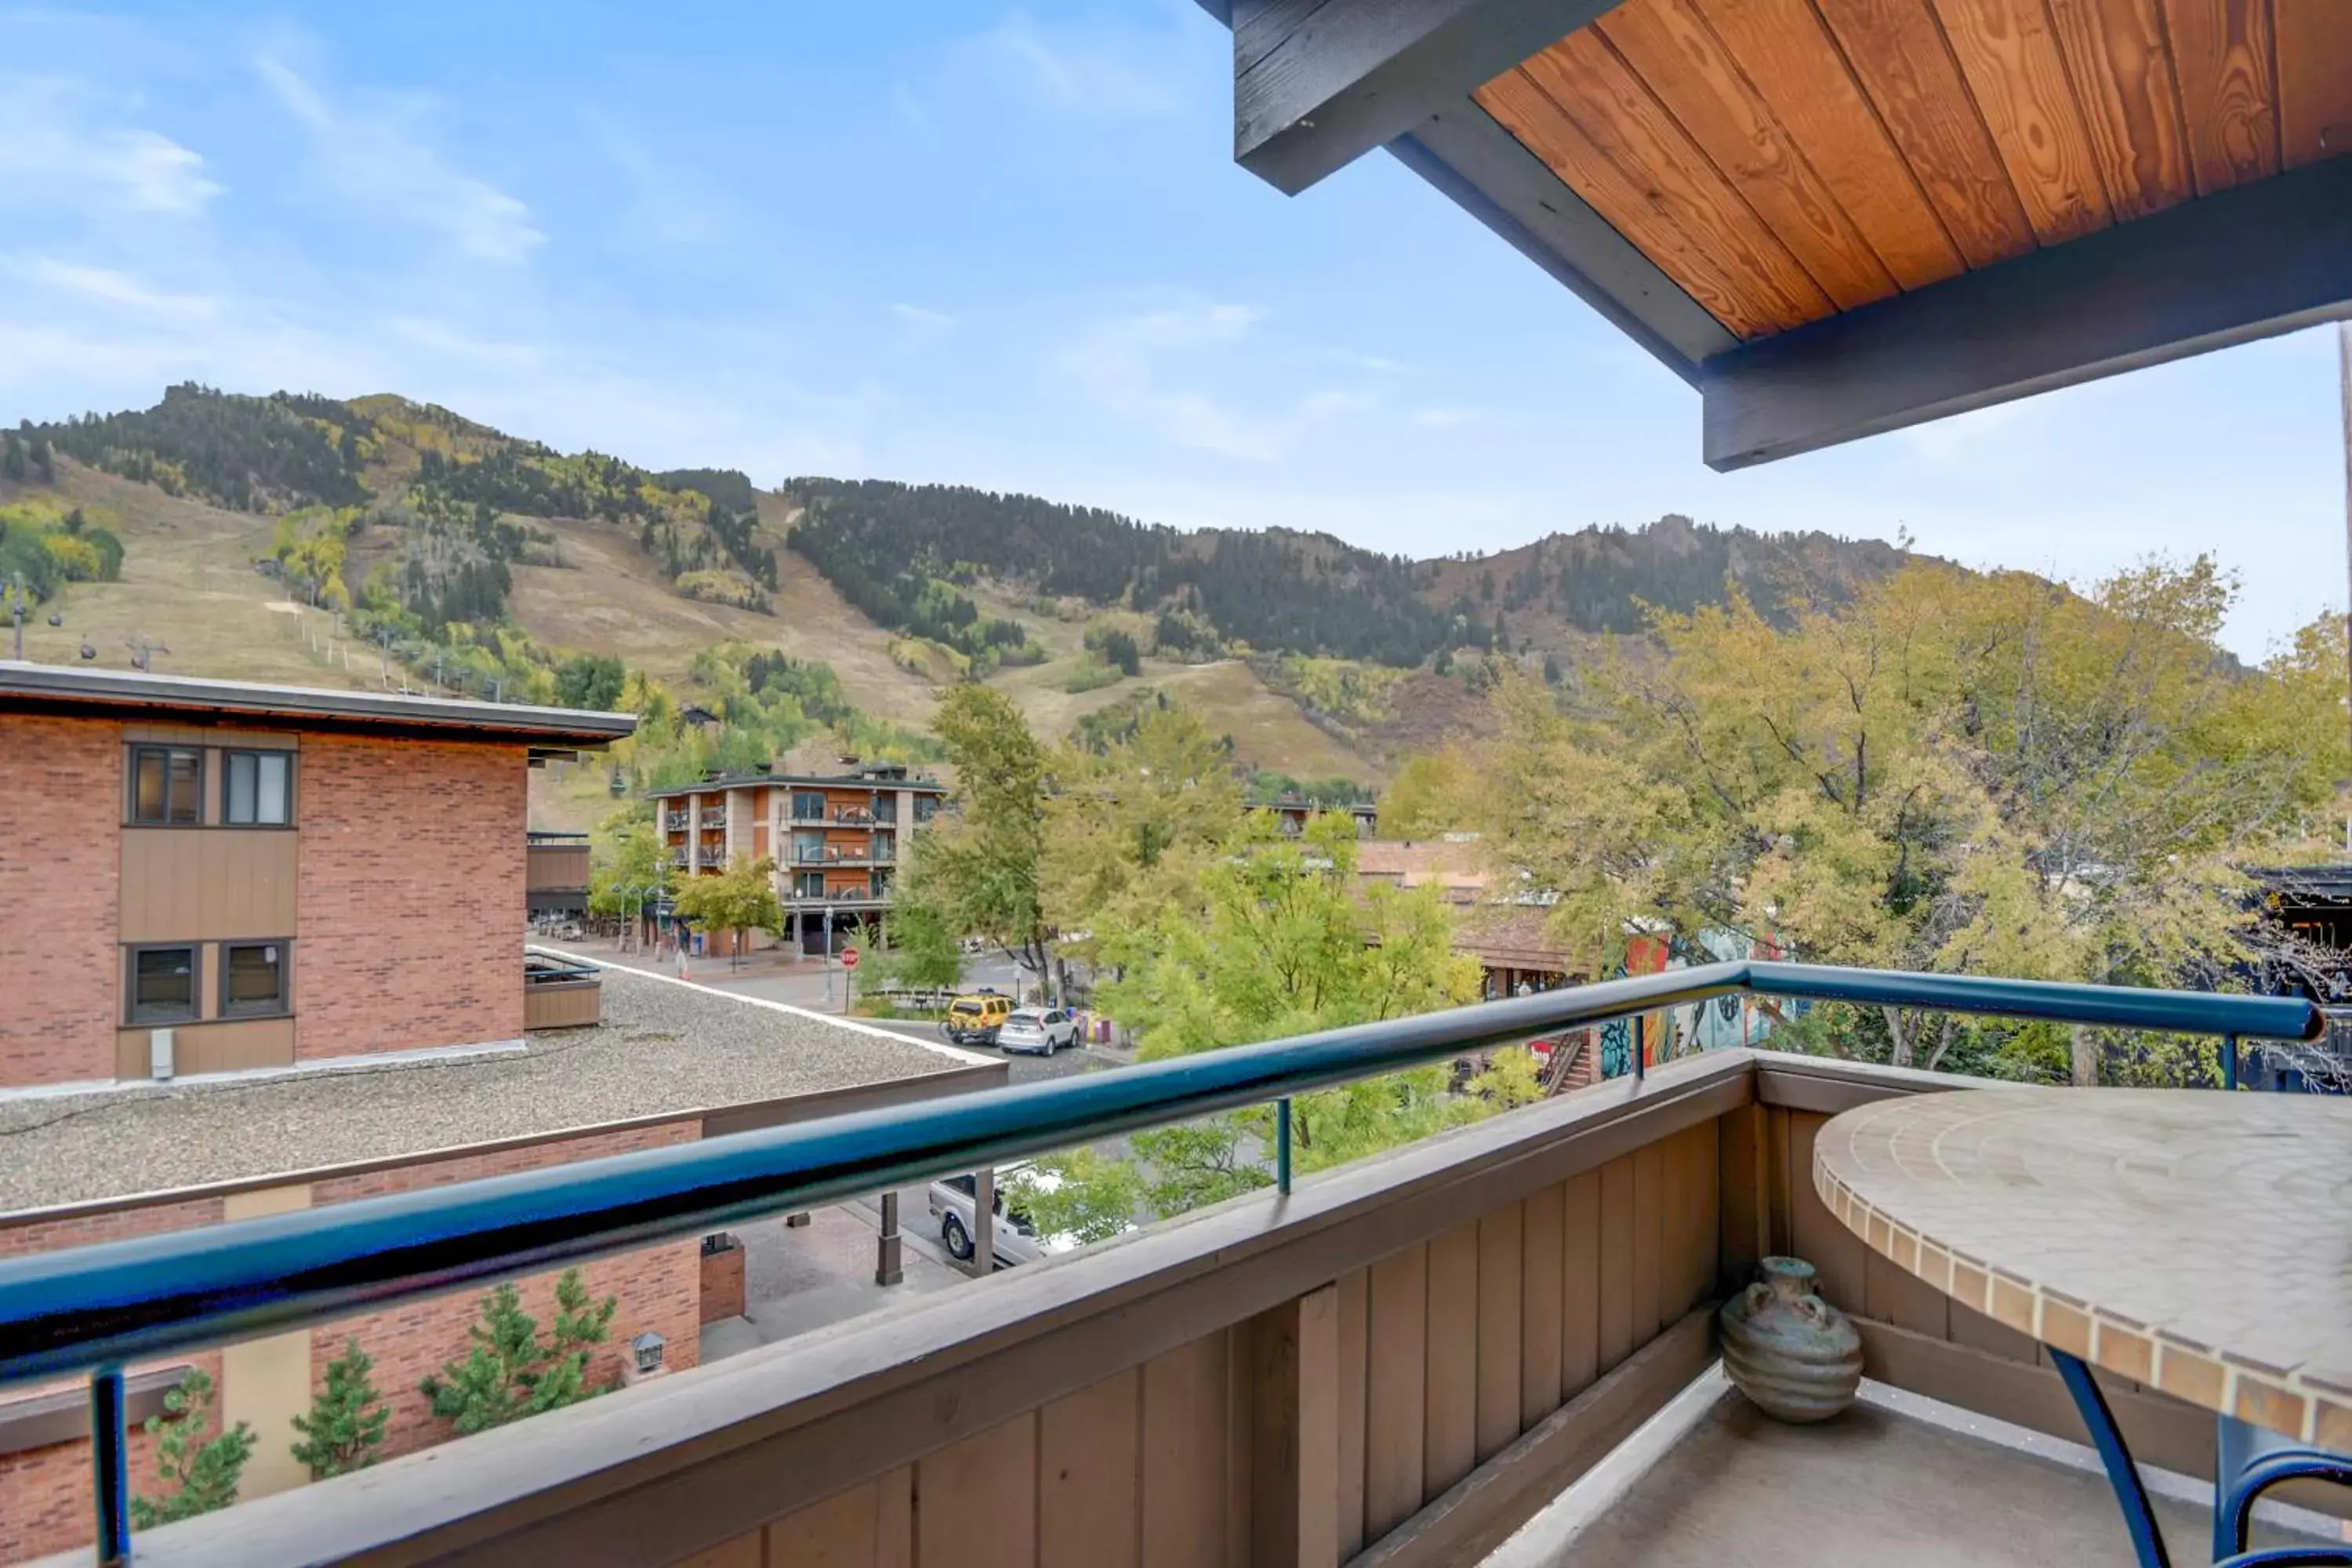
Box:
[927,1163,1076,1270]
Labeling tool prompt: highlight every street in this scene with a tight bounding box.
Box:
[568,939,1128,1280]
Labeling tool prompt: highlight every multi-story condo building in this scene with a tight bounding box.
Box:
[650,760,949,951]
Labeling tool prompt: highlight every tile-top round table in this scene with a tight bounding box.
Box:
[1814,1086,2352,1568]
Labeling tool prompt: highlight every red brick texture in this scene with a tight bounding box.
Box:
[0,1124,702,1564]
[0,717,122,1085]
[295,735,526,1058]
[700,1235,746,1323]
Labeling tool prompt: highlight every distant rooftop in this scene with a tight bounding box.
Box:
[0,661,634,760]
[652,760,946,797]
[0,964,983,1217]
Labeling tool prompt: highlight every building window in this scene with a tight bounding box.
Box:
[221,942,290,1016]
[127,946,198,1024]
[794,872,825,898]
[223,750,294,826]
[792,791,825,822]
[913,795,937,824]
[130,746,202,826]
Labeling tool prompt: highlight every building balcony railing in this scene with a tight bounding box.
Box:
[699,811,727,829]
[0,967,2324,1568]
[662,812,690,832]
[793,846,887,866]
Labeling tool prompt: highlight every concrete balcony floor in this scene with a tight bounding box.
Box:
[1497,1371,2344,1568]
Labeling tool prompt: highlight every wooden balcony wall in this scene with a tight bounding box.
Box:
[525,842,590,894]
[114,1050,2344,1568]
[522,976,601,1031]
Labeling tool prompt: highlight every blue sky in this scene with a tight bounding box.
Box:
[2,1,2343,659]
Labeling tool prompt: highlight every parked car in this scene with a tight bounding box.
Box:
[995,1007,1080,1055]
[942,990,1012,1045]
[927,1163,1077,1269]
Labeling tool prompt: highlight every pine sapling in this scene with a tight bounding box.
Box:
[130,1367,256,1530]
[291,1338,390,1479]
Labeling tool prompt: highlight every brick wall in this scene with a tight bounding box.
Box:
[296,735,526,1058]
[0,716,121,1086]
[0,1124,701,1563]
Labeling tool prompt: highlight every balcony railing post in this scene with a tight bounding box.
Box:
[91,1363,129,1565]
[1276,1097,1293,1195]
[2220,1032,2238,1091]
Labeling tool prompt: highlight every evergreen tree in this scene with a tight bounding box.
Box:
[292,1339,390,1479]
[29,436,53,484]
[419,1269,617,1436]
[131,1368,256,1530]
[1,433,23,483]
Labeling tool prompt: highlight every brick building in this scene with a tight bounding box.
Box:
[0,664,635,1087]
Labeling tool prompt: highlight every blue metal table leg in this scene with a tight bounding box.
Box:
[2051,1348,2171,1568]
[2216,1446,2352,1566]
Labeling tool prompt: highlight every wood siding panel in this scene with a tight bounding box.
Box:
[1599,0,1900,308]
[1595,1157,1635,1372]
[1422,1221,1480,1497]
[2274,0,2352,167]
[115,1018,296,1079]
[2047,0,2194,218]
[1813,0,2040,265]
[1482,43,1832,338]
[1698,0,1969,289]
[1040,1370,1140,1568]
[768,1475,884,1568]
[1519,1183,1566,1427]
[1142,1335,1227,1568]
[1336,1269,1368,1560]
[1930,0,2116,238]
[2162,0,2279,191]
[1475,1204,1523,1463]
[119,829,296,943]
[915,1418,1035,1568]
[1787,1112,1870,1315]
[1562,1171,1601,1398]
[1719,1102,1768,1294]
[1866,1247,1953,1341]
[1632,1141,1665,1341]
[1363,1244,1428,1541]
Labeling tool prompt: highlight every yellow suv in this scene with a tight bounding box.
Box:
[942,991,1013,1046]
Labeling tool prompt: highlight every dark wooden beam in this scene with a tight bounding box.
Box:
[1700,151,2352,471]
[1236,0,1621,195]
[1392,101,1732,383]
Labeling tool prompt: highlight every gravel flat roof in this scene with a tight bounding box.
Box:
[0,967,978,1216]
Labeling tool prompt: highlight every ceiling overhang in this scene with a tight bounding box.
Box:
[1214,0,2352,469]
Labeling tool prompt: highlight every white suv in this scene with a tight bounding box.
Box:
[927,1163,1074,1269]
[995,1007,1080,1055]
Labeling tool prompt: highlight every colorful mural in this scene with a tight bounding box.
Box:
[1598,926,1795,1078]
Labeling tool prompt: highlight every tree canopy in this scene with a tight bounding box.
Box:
[1472,557,2346,1077]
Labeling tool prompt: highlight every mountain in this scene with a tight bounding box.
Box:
[2,385,1936,797]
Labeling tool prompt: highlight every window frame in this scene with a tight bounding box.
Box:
[127,745,205,826]
[220,749,296,828]
[219,939,293,1018]
[124,943,201,1025]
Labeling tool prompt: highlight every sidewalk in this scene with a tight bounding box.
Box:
[702,1204,964,1360]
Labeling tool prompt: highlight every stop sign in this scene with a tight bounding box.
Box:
[840,946,860,969]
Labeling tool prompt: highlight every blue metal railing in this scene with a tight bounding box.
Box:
[0,960,2316,1563]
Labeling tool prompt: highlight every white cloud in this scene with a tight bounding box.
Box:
[1410,407,1478,428]
[1058,301,1277,460]
[588,116,734,248]
[254,51,543,265]
[7,256,218,318]
[976,9,1181,116]
[893,303,954,328]
[1897,397,2032,465]
[0,77,221,217]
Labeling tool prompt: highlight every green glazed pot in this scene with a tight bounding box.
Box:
[1718,1256,1863,1422]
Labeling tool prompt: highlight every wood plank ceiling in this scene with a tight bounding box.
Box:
[1475,0,2352,341]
